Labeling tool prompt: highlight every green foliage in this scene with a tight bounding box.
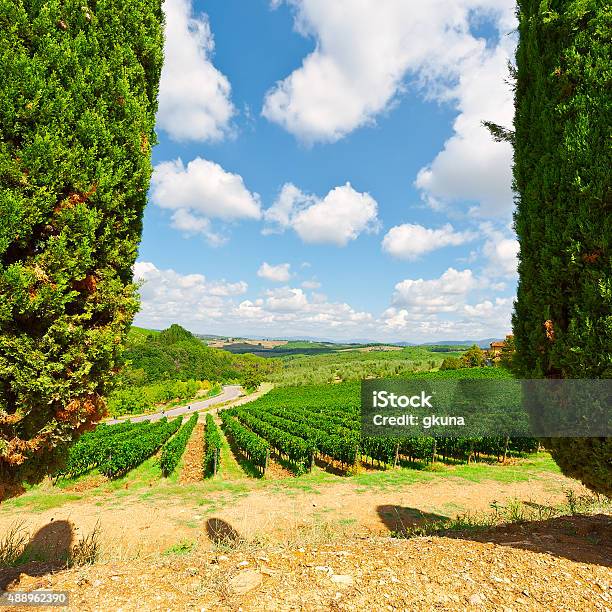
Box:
[499,336,516,370]
[59,419,153,478]
[513,0,611,495]
[107,379,219,417]
[0,0,164,485]
[120,324,277,386]
[157,323,195,345]
[235,408,315,472]
[99,417,181,478]
[219,410,269,473]
[440,357,462,370]
[461,345,486,368]
[160,413,197,477]
[270,346,452,386]
[237,369,536,469]
[203,413,221,477]
[254,405,360,465]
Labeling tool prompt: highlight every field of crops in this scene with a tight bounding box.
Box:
[221,368,538,475]
[58,368,537,483]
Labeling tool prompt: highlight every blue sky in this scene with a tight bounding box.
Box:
[135,0,519,342]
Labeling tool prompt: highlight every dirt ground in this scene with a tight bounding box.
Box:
[2,513,610,611]
[0,468,592,558]
[2,420,609,610]
[180,423,205,483]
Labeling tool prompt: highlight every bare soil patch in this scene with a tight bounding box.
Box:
[180,424,204,483]
[4,514,610,611]
[263,455,294,480]
[0,469,590,557]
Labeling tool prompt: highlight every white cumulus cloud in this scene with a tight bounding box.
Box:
[264,182,379,246]
[415,38,516,217]
[257,262,292,282]
[265,0,516,217]
[382,223,476,260]
[150,158,261,244]
[482,233,519,278]
[157,0,235,142]
[301,279,321,289]
[392,268,477,314]
[133,261,514,342]
[263,0,515,145]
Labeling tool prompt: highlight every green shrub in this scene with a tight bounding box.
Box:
[0,0,163,486]
[100,417,180,478]
[203,413,221,477]
[513,0,611,495]
[461,345,486,368]
[440,357,462,370]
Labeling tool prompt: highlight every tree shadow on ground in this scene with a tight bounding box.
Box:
[377,505,611,567]
[449,513,612,567]
[377,505,449,536]
[0,520,74,589]
[206,518,242,548]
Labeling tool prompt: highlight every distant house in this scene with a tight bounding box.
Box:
[486,334,514,363]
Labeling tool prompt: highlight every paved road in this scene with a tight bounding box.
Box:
[106,385,243,424]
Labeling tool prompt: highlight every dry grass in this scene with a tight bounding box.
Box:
[69,522,101,567]
[396,489,611,538]
[0,522,29,567]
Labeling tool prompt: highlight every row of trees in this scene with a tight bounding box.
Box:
[440,341,515,371]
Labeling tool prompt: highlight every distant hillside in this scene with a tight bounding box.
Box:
[122,324,277,385]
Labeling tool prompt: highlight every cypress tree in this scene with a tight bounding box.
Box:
[513,0,611,494]
[0,1,163,489]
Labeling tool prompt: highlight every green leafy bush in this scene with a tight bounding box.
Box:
[440,357,462,370]
[120,324,277,386]
[0,0,163,486]
[203,413,221,477]
[107,379,219,417]
[461,345,486,368]
[236,409,315,472]
[60,419,154,478]
[220,411,269,473]
[160,413,198,477]
[513,0,611,495]
[99,417,181,478]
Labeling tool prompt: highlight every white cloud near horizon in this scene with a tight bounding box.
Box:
[257,262,292,282]
[382,267,513,337]
[392,268,477,314]
[382,223,477,260]
[134,261,513,341]
[264,182,379,246]
[157,0,235,142]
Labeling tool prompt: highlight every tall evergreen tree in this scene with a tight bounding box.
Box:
[513,0,611,494]
[0,1,164,489]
